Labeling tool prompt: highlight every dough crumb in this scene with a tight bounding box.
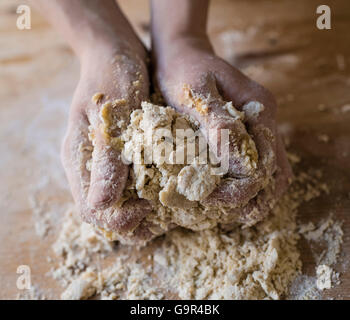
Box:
[242,101,265,120]
[92,93,104,105]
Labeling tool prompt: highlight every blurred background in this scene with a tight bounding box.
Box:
[0,0,349,299]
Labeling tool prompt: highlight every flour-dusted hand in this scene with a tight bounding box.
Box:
[61,43,153,231]
[32,0,154,235]
[151,0,293,221]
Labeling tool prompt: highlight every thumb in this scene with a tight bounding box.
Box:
[87,106,129,210]
[87,129,129,210]
[178,76,258,178]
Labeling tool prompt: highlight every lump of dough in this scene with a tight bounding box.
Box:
[159,176,197,209]
[89,99,274,245]
[177,160,220,201]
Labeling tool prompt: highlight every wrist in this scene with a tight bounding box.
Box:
[78,33,147,69]
[151,0,211,57]
[152,33,213,63]
[151,0,209,40]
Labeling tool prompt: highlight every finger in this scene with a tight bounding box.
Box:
[87,129,129,210]
[63,98,154,237]
[174,74,258,178]
[111,221,157,246]
[233,136,290,225]
[106,198,152,233]
[222,184,275,227]
[215,62,277,160]
[86,104,129,210]
[216,68,278,174]
[242,98,277,172]
[61,110,92,210]
[203,73,278,206]
[213,59,277,128]
[121,222,155,246]
[201,175,263,208]
[203,122,276,207]
[202,101,276,207]
[111,220,178,246]
[61,109,108,226]
[218,135,293,227]
[84,197,153,235]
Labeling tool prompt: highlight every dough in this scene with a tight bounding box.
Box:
[89,99,274,245]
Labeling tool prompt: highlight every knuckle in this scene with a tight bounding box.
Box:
[247,82,277,109]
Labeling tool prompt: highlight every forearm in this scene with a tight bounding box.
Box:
[151,0,209,40]
[151,0,212,56]
[31,0,143,59]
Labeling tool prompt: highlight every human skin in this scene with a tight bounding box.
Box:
[151,0,293,211]
[31,0,152,232]
[32,0,292,238]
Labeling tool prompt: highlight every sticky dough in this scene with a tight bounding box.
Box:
[88,98,273,245]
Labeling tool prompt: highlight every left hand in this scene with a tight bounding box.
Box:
[152,37,293,221]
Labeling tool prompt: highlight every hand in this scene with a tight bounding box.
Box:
[153,37,293,221]
[31,0,157,241]
[61,41,153,234]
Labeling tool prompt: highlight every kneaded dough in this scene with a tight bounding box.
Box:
[92,100,273,244]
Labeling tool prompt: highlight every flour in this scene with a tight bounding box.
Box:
[60,260,164,300]
[51,208,164,300]
[288,275,321,300]
[51,209,113,288]
[16,285,48,300]
[29,195,51,238]
[290,213,344,298]
[49,161,342,300]
[41,97,343,299]
[152,168,330,300]
[43,97,343,300]
[299,214,343,266]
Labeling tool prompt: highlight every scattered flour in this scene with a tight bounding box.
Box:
[48,163,342,300]
[288,275,321,300]
[300,214,343,266]
[16,285,48,300]
[51,209,163,300]
[294,212,344,298]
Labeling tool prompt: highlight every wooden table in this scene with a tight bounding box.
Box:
[0,0,349,299]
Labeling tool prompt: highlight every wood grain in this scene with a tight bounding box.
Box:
[0,0,349,299]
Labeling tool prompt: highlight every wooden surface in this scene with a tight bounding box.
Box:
[0,0,349,299]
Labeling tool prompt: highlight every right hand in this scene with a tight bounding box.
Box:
[61,41,153,235]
